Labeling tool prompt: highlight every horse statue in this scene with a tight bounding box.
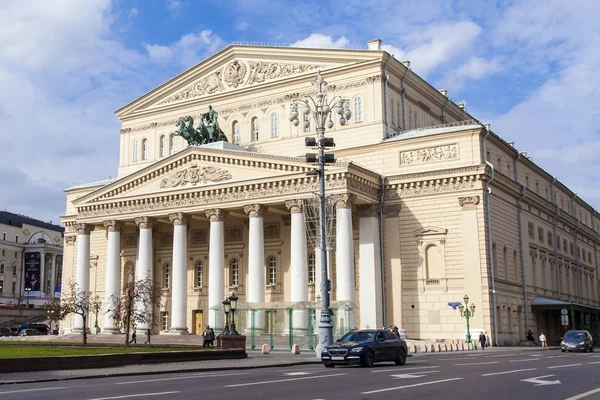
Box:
[173,106,229,147]
[174,116,206,146]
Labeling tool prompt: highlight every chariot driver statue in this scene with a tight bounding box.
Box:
[173,105,228,146]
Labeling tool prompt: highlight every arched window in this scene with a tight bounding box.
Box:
[513,250,518,283]
[159,135,167,157]
[502,246,507,280]
[425,244,443,278]
[132,139,139,162]
[413,110,417,128]
[391,98,395,126]
[408,109,413,129]
[233,121,239,144]
[354,96,363,123]
[0,262,5,274]
[141,138,148,160]
[170,133,176,155]
[195,261,203,288]
[396,101,401,127]
[492,243,498,279]
[308,253,316,283]
[230,258,239,286]
[163,263,170,289]
[252,117,259,141]
[304,112,312,132]
[268,256,277,285]
[270,113,278,137]
[12,265,17,276]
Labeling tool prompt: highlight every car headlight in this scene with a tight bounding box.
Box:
[561,341,565,345]
[579,342,585,346]
[351,347,364,352]
[322,349,329,354]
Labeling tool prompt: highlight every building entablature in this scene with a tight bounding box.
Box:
[384,170,482,200]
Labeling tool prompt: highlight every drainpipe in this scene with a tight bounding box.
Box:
[402,64,412,130]
[383,55,394,138]
[379,174,386,326]
[572,193,581,303]
[515,152,529,336]
[551,178,562,300]
[483,125,499,346]
[594,220,600,309]
[441,98,451,124]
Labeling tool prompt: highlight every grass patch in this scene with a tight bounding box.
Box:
[0,346,201,358]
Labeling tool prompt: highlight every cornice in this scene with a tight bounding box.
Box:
[386,165,484,183]
[385,173,482,200]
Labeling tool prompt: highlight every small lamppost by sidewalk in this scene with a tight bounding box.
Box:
[458,294,476,344]
[93,295,101,333]
[25,287,31,308]
[229,292,239,335]
[222,297,231,335]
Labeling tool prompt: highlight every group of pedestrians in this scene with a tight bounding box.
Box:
[202,326,215,348]
[128,329,152,345]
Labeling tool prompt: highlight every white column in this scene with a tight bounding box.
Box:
[39,251,45,295]
[103,220,122,334]
[334,194,356,331]
[358,204,383,330]
[169,212,189,334]
[245,204,267,330]
[74,223,94,332]
[134,217,156,332]
[286,200,308,330]
[207,209,226,330]
[50,254,57,297]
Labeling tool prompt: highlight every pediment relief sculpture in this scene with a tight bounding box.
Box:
[159,164,232,188]
[157,60,326,106]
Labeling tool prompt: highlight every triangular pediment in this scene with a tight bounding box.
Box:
[413,226,448,237]
[115,45,383,117]
[73,145,348,206]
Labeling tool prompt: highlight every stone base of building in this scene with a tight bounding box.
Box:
[101,328,122,335]
[163,328,189,335]
[221,334,246,350]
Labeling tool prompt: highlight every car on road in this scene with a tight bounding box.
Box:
[0,327,18,336]
[561,330,594,352]
[321,329,408,368]
[18,328,45,337]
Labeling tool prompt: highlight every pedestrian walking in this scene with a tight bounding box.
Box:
[539,332,547,349]
[129,331,137,344]
[479,331,487,350]
[209,327,215,346]
[202,326,211,348]
[145,329,151,344]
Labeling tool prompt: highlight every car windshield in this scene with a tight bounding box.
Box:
[338,331,376,343]
[564,332,585,340]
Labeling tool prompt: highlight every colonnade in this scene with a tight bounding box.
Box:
[72,194,383,334]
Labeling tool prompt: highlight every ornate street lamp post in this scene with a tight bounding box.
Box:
[229,292,239,335]
[222,297,231,335]
[458,294,476,344]
[25,287,31,308]
[93,295,101,332]
[289,70,351,352]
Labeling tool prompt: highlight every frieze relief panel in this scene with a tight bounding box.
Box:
[264,223,280,239]
[159,232,174,248]
[123,234,137,248]
[399,144,459,166]
[385,176,478,200]
[226,226,243,242]
[160,164,232,188]
[190,229,208,246]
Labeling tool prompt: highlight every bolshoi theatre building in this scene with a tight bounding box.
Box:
[61,39,600,345]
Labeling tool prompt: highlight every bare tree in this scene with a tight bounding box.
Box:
[107,278,163,346]
[57,281,93,345]
[40,297,65,333]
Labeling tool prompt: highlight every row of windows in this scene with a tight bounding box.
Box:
[0,280,17,293]
[132,134,177,162]
[1,233,19,243]
[161,254,319,289]
[528,222,593,262]
[0,263,18,276]
[1,250,19,258]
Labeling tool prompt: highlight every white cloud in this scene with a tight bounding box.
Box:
[144,43,174,63]
[455,57,502,80]
[144,30,226,68]
[291,34,349,49]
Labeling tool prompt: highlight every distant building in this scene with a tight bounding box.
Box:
[0,211,64,307]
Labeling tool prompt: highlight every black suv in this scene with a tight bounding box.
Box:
[321,329,408,368]
[561,330,594,352]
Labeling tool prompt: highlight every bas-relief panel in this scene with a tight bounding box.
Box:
[191,229,208,246]
[399,144,459,166]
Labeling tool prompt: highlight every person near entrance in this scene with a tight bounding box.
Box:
[539,332,547,349]
[145,329,151,344]
[479,331,487,350]
[202,326,214,348]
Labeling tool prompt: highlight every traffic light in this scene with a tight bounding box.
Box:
[305,136,336,165]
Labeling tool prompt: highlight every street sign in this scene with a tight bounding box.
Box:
[561,308,568,316]
[561,315,569,326]
[520,375,561,386]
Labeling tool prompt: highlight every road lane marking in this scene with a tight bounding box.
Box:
[509,358,542,363]
[486,354,517,358]
[85,392,180,400]
[438,357,472,360]
[481,368,537,376]
[117,372,249,384]
[390,372,439,379]
[371,366,439,373]
[361,378,463,394]
[454,361,499,366]
[284,372,312,376]
[0,387,67,395]
[225,373,346,387]
[547,363,581,369]
[520,375,561,386]
[565,387,600,400]
[588,361,600,364]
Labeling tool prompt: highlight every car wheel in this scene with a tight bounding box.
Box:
[324,362,335,368]
[362,350,375,367]
[561,349,566,352]
[591,345,595,352]
[395,348,407,365]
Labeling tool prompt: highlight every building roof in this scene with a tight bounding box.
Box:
[0,211,65,233]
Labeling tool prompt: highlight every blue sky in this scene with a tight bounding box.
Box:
[1,0,599,224]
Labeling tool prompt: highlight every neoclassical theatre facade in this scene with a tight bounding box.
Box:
[61,40,600,344]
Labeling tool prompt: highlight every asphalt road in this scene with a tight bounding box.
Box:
[1,349,600,400]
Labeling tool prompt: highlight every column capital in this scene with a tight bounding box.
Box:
[244,204,267,218]
[169,212,190,226]
[383,204,401,218]
[135,216,157,229]
[285,199,304,214]
[75,223,95,235]
[458,196,480,211]
[331,193,356,209]
[65,235,77,245]
[103,220,123,232]
[358,204,379,218]
[206,208,228,222]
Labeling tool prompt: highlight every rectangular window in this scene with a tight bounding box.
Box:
[11,281,16,293]
[588,251,592,262]
[556,235,561,250]
[196,262,203,288]
[1,250,4,256]
[563,239,568,252]
[570,243,574,255]
[0,280,3,293]
[538,227,544,243]
[14,252,17,258]
[164,264,170,289]
[15,235,18,243]
[528,222,534,239]
[2,232,5,240]
[161,312,170,331]
[577,247,580,259]
[547,232,553,246]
